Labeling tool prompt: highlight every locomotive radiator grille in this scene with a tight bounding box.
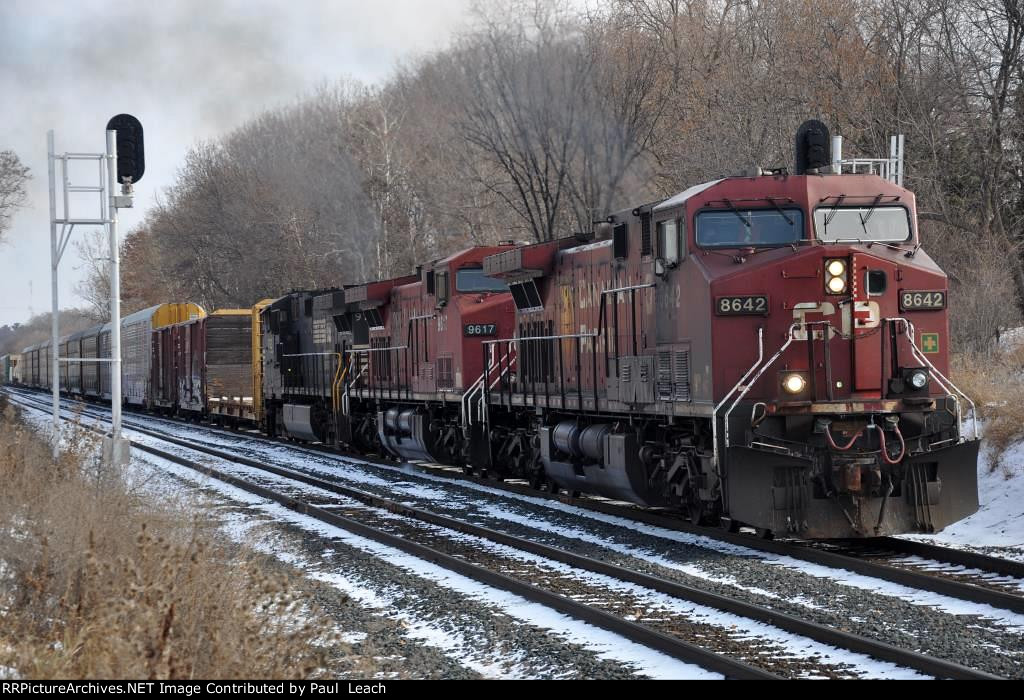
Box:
[656,348,691,402]
[674,350,691,401]
[437,357,454,389]
[657,351,672,401]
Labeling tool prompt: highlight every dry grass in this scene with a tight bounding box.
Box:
[0,396,349,679]
[952,344,1024,471]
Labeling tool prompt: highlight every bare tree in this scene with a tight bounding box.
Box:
[0,150,30,243]
[452,3,592,241]
[74,229,112,322]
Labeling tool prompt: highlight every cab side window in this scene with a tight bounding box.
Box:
[656,218,682,266]
[435,271,450,306]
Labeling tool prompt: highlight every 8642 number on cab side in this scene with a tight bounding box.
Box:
[715,295,769,316]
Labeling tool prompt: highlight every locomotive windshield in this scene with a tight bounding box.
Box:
[814,206,911,243]
[696,208,804,248]
[456,267,509,293]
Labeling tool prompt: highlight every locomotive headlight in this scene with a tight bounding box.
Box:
[909,370,928,389]
[824,258,849,295]
[827,276,847,293]
[782,373,807,394]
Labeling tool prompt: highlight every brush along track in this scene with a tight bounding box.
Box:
[5,388,1003,680]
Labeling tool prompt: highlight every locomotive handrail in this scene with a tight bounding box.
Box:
[349,344,410,402]
[721,323,803,458]
[341,353,364,417]
[714,318,977,470]
[281,351,346,416]
[711,326,765,469]
[601,282,656,295]
[332,356,347,416]
[464,340,515,428]
[482,332,598,343]
[886,317,978,441]
[349,345,409,353]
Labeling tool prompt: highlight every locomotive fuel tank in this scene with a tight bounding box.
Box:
[541,422,662,505]
[377,407,435,462]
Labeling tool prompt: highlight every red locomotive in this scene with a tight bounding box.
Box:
[334,122,979,538]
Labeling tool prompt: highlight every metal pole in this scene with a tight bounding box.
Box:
[106,130,123,443]
[47,130,60,460]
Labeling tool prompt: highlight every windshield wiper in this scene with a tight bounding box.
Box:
[861,194,884,225]
[721,198,751,228]
[763,197,795,226]
[823,194,846,227]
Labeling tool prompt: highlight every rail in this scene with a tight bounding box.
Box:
[5,387,1002,679]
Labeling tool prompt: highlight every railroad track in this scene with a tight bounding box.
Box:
[9,385,1024,612]
[5,387,1008,680]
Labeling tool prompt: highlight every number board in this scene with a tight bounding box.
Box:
[464,323,497,337]
[900,290,946,311]
[715,295,769,316]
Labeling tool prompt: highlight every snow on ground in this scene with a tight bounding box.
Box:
[12,392,1024,632]
[901,427,1024,560]
[120,446,724,680]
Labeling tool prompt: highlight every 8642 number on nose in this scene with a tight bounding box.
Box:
[715,295,768,316]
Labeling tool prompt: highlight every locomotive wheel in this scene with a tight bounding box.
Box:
[687,500,706,526]
[529,469,545,490]
[755,527,774,540]
[721,516,741,533]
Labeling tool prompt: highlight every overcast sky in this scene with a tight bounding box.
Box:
[0,0,476,326]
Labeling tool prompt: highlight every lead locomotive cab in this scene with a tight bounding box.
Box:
[711,121,979,538]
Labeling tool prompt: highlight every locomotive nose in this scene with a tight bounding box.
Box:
[778,250,895,402]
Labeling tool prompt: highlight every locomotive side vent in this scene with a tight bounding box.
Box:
[656,348,691,402]
[437,357,454,389]
[674,350,691,401]
[364,307,384,330]
[657,351,673,401]
[510,280,543,312]
[332,314,352,333]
